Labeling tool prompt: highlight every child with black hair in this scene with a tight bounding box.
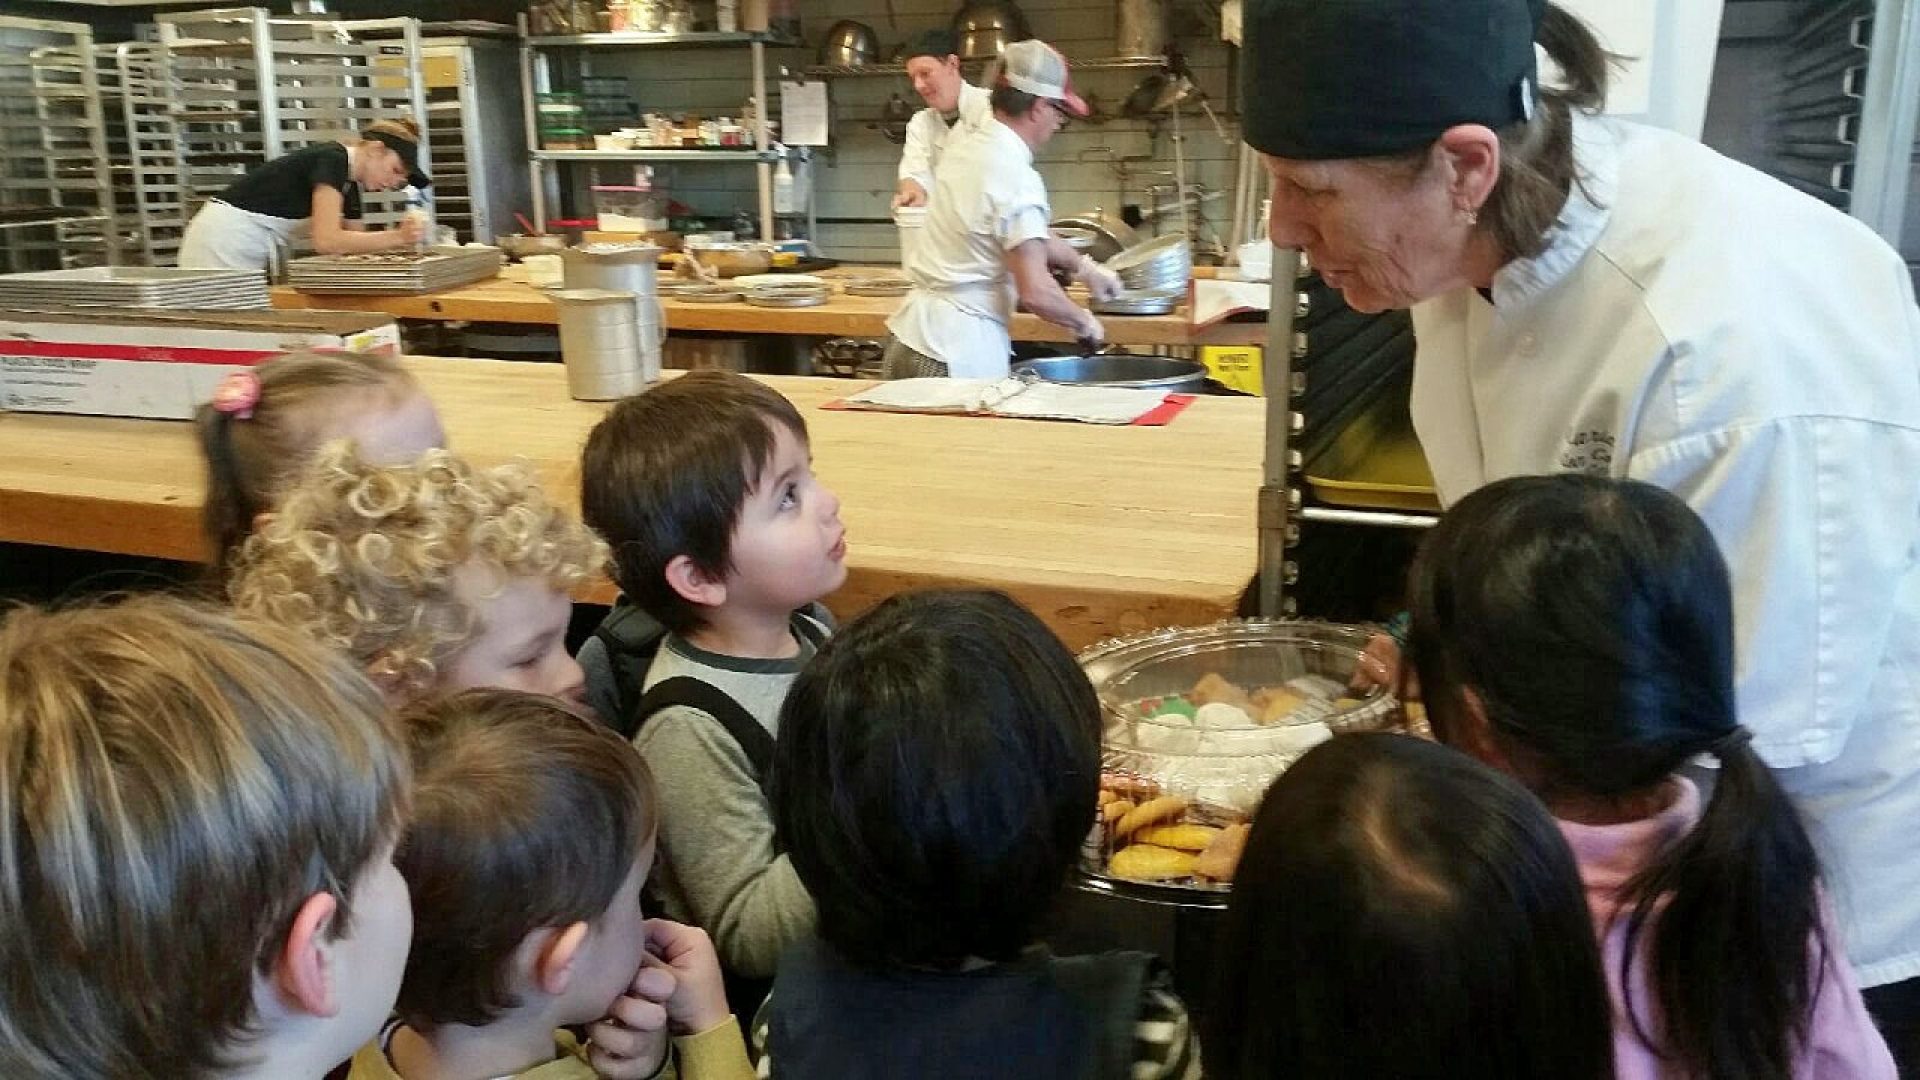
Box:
[1406,474,1895,1079]
[1205,733,1615,1080]
[755,589,1200,1079]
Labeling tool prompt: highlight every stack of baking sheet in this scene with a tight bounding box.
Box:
[0,266,269,309]
[287,247,504,294]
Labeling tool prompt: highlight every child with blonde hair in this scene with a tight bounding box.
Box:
[0,594,412,1079]
[196,350,445,578]
[348,689,754,1080]
[230,443,606,706]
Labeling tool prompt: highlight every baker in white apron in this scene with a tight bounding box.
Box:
[178,118,431,271]
[1243,0,1920,1063]
[893,29,992,210]
[883,40,1123,379]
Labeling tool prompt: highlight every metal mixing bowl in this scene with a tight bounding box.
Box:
[820,20,879,67]
[1015,353,1209,393]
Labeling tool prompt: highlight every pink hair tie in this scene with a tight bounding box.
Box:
[211,370,262,420]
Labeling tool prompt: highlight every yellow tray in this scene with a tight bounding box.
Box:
[1304,377,1441,512]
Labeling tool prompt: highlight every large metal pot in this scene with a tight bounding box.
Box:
[1116,0,1169,59]
[951,1,1032,59]
[1015,353,1209,393]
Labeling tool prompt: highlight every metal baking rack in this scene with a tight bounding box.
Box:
[0,16,121,273]
[155,9,428,232]
[1257,252,1434,618]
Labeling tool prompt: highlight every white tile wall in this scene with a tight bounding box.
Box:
[569,0,1250,261]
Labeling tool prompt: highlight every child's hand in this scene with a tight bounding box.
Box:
[645,918,733,1036]
[586,963,676,1080]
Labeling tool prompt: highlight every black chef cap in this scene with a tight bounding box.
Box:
[1241,0,1546,160]
[904,28,960,62]
[364,129,431,189]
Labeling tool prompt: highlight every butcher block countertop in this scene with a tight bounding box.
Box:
[269,266,1269,350]
[0,357,1264,647]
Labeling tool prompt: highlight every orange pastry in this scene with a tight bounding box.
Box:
[1193,822,1251,882]
[1190,672,1252,711]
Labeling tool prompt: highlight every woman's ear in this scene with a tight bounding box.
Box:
[664,554,727,611]
[1435,123,1502,212]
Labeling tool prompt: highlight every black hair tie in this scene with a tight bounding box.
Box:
[1708,725,1753,759]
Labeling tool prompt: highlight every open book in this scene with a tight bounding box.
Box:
[837,375,1181,426]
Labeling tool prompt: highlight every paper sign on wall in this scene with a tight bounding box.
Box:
[780,79,830,146]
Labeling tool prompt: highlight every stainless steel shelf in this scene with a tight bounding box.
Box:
[802,55,1166,78]
[533,148,776,162]
[524,31,802,49]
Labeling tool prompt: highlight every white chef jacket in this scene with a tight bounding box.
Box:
[1411,111,1920,986]
[887,118,1053,379]
[897,82,993,196]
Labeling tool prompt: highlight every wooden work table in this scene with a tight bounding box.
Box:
[0,358,1263,648]
[269,271,1267,350]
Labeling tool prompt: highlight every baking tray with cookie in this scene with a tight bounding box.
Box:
[1076,621,1405,899]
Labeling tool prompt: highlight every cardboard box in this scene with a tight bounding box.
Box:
[0,307,401,420]
[1200,344,1265,396]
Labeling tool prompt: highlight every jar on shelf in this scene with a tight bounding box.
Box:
[529,0,574,34]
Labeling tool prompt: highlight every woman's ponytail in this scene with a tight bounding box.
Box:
[1539,2,1611,112]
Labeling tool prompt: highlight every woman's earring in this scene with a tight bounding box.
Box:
[1458,205,1480,227]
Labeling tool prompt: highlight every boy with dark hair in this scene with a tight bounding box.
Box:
[347,688,754,1080]
[578,371,846,995]
[756,589,1201,1078]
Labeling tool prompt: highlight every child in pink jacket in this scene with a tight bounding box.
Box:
[1405,474,1895,1080]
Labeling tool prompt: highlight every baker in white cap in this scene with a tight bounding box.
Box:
[883,38,1124,379]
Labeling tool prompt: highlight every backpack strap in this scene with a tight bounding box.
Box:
[591,598,667,739]
[632,676,777,794]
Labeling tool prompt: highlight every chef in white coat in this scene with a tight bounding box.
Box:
[893,29,992,209]
[1243,0,1920,1060]
[883,40,1123,379]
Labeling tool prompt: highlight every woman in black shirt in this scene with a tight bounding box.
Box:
[178,118,430,270]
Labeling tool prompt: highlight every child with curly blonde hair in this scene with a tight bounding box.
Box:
[196,350,445,580]
[229,443,607,706]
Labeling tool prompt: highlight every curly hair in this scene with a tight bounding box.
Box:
[229,443,608,699]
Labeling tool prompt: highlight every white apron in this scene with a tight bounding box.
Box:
[177,198,306,271]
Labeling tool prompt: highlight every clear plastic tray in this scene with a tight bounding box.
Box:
[1079,620,1399,895]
